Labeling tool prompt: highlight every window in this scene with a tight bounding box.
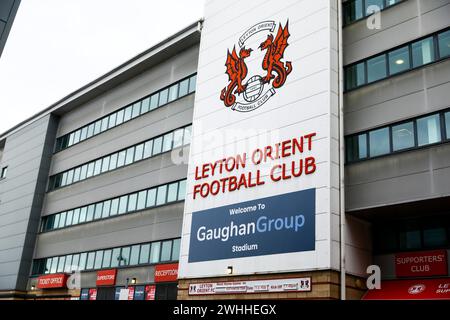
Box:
[160,241,172,262]
[183,126,192,145]
[80,165,88,180]
[152,136,163,155]
[159,88,168,106]
[86,162,94,178]
[94,159,102,176]
[123,106,132,122]
[80,127,87,141]
[102,200,111,219]
[79,253,87,271]
[179,79,189,96]
[137,191,147,211]
[178,180,187,200]
[130,245,140,265]
[171,239,181,261]
[94,250,103,269]
[66,210,73,226]
[168,83,179,102]
[417,114,441,146]
[143,140,153,158]
[146,188,157,207]
[399,230,421,250]
[109,153,118,171]
[445,112,450,139]
[87,124,95,138]
[388,46,410,75]
[108,113,117,129]
[101,156,110,173]
[367,55,387,83]
[346,134,367,162]
[150,242,161,263]
[132,102,141,119]
[141,97,150,114]
[116,109,124,125]
[189,75,197,93]
[73,208,80,225]
[118,195,128,214]
[125,147,135,165]
[57,256,66,272]
[369,127,390,157]
[412,37,435,68]
[139,244,150,264]
[94,120,102,135]
[423,227,447,247]
[127,193,138,212]
[72,254,80,271]
[86,252,96,269]
[1,166,8,179]
[79,207,87,223]
[344,0,363,25]
[134,143,144,162]
[156,185,167,206]
[117,150,126,168]
[73,130,81,144]
[392,122,415,151]
[438,30,450,58]
[86,204,95,222]
[167,183,178,203]
[111,248,121,268]
[120,247,130,266]
[58,212,66,228]
[102,249,112,268]
[162,132,173,152]
[173,129,184,148]
[366,0,384,11]
[101,117,109,132]
[73,167,81,183]
[345,62,365,90]
[150,93,159,110]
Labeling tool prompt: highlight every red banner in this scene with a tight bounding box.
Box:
[89,288,97,300]
[395,250,448,277]
[37,274,69,289]
[128,286,135,300]
[155,263,179,282]
[145,285,156,300]
[96,269,117,286]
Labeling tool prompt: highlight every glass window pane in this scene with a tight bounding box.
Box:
[101,117,109,132]
[346,134,367,162]
[86,252,95,270]
[111,248,121,268]
[168,83,179,102]
[73,130,81,144]
[79,253,87,271]
[118,195,128,214]
[167,183,178,202]
[438,30,450,59]
[173,129,184,148]
[388,46,410,75]
[87,124,95,138]
[61,172,68,187]
[150,242,161,263]
[179,79,189,96]
[392,122,415,151]
[79,206,87,223]
[80,127,88,141]
[445,112,450,139]
[71,254,80,272]
[94,120,102,135]
[386,0,401,6]
[57,256,66,272]
[178,180,187,200]
[344,0,363,24]
[109,153,118,171]
[116,110,125,126]
[66,210,73,226]
[150,93,159,110]
[102,200,111,219]
[68,133,75,147]
[156,185,167,206]
[369,127,390,157]
[132,102,141,118]
[123,106,133,122]
[143,140,153,158]
[152,137,163,155]
[64,255,72,272]
[417,114,441,146]
[86,204,95,222]
[108,113,117,129]
[130,245,140,266]
[160,241,172,262]
[50,257,58,273]
[134,143,144,161]
[171,239,181,261]
[66,170,74,185]
[183,126,192,145]
[423,227,447,247]
[73,167,81,183]
[146,188,157,207]
[139,244,150,264]
[159,88,168,106]
[137,191,147,211]
[53,215,60,230]
[94,250,103,269]
[412,37,435,68]
[101,156,110,173]
[80,165,88,181]
[162,132,173,152]
[399,230,421,250]
[94,159,102,176]
[110,198,119,216]
[345,62,365,90]
[120,247,130,266]
[117,150,126,168]
[128,193,138,212]
[366,0,384,13]
[367,55,387,83]
[72,208,80,225]
[189,75,197,93]
[141,97,150,114]
[125,147,135,165]
[102,249,112,268]
[94,202,103,220]
[58,212,66,228]
[86,162,95,178]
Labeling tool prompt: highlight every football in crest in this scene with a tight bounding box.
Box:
[243,75,264,102]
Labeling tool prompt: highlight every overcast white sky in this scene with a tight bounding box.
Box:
[0,0,205,134]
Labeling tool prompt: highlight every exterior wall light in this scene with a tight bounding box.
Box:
[227,266,233,275]
[131,278,137,284]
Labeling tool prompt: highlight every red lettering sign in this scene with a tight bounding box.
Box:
[145,285,156,300]
[395,250,448,277]
[37,274,69,289]
[155,263,179,282]
[96,269,117,286]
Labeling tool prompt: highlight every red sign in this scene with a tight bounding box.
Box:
[395,250,448,277]
[363,278,450,300]
[155,263,179,282]
[128,286,135,300]
[37,274,69,289]
[89,288,97,300]
[96,269,117,286]
[145,285,156,300]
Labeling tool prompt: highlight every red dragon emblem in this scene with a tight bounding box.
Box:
[219,20,293,112]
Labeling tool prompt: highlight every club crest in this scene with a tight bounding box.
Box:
[220,20,293,112]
